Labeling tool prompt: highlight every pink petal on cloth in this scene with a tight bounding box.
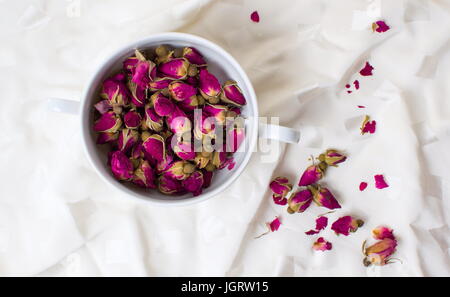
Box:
[359,62,374,76]
[354,80,360,90]
[315,216,328,230]
[358,105,366,108]
[305,230,320,235]
[250,11,260,23]
[374,174,389,189]
[269,217,281,232]
[273,195,288,205]
[313,237,332,251]
[359,182,368,191]
[373,20,390,33]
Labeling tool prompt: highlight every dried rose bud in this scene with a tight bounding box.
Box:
[220,80,246,106]
[182,47,206,66]
[131,142,145,160]
[93,111,122,133]
[168,81,197,102]
[179,95,199,111]
[164,160,192,181]
[363,238,398,266]
[174,141,196,161]
[149,78,171,92]
[372,20,390,33]
[306,216,329,235]
[203,104,228,125]
[166,106,192,135]
[194,111,216,140]
[156,152,174,174]
[117,129,139,153]
[124,110,142,129]
[144,106,163,132]
[158,174,185,195]
[186,76,199,87]
[150,92,174,117]
[361,115,376,134]
[269,177,292,198]
[199,68,221,101]
[212,151,227,168]
[110,150,134,181]
[331,216,364,236]
[158,58,189,80]
[318,149,347,167]
[298,163,326,187]
[187,65,198,77]
[309,185,341,210]
[123,56,139,73]
[100,75,130,107]
[94,100,112,114]
[313,237,332,252]
[142,133,166,163]
[96,132,118,144]
[182,171,204,196]
[127,81,147,108]
[131,60,156,88]
[132,159,156,189]
[372,226,395,240]
[205,162,217,172]
[194,152,211,169]
[287,189,313,214]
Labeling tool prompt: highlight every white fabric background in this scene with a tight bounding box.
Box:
[0,0,449,276]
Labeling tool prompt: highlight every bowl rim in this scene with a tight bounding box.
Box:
[80,32,259,207]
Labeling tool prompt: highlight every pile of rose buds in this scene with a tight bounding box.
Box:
[93,46,247,197]
[269,149,347,213]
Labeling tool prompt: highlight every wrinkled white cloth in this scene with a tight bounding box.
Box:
[0,0,449,276]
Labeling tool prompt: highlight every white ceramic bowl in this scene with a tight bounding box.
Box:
[81,32,258,206]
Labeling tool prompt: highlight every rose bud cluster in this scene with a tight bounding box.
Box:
[92,47,247,197]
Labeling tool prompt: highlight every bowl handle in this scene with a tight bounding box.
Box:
[259,123,319,145]
[47,97,80,115]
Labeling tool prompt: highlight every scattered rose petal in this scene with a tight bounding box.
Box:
[273,195,288,205]
[372,226,395,240]
[250,11,260,23]
[313,237,332,252]
[359,182,368,191]
[359,62,374,76]
[374,174,389,189]
[357,105,365,108]
[305,230,319,235]
[315,216,328,231]
[255,217,281,239]
[372,20,390,33]
[345,84,350,88]
[331,216,364,236]
[360,115,376,134]
[354,80,360,90]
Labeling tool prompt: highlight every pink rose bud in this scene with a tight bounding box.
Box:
[96,132,118,144]
[142,133,166,163]
[199,68,221,100]
[310,186,341,210]
[100,75,130,106]
[372,226,395,240]
[158,174,185,195]
[182,47,206,66]
[151,92,174,117]
[168,81,197,102]
[313,237,332,252]
[110,150,134,181]
[124,110,142,129]
[144,106,163,132]
[212,151,227,168]
[363,238,398,266]
[123,56,139,73]
[182,171,204,196]
[131,60,156,88]
[94,100,112,114]
[164,160,192,181]
[117,129,139,153]
[179,95,199,111]
[269,177,293,198]
[148,78,171,92]
[287,189,313,213]
[220,80,247,106]
[298,163,326,187]
[318,149,347,167]
[132,159,156,189]
[131,142,145,160]
[93,111,122,133]
[331,216,364,236]
[203,104,228,125]
[158,58,190,80]
[194,111,216,140]
[174,141,196,161]
[166,106,192,135]
[156,152,174,174]
[127,81,147,108]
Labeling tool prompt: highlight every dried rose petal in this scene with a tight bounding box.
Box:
[313,237,332,252]
[110,150,134,180]
[298,163,326,187]
[287,189,313,213]
[159,58,189,80]
[158,174,185,195]
[354,80,360,90]
[151,92,174,117]
[372,226,395,240]
[220,80,246,106]
[273,195,287,205]
[168,81,197,102]
[199,68,221,101]
[331,216,364,236]
[94,100,112,114]
[127,81,147,108]
[269,177,293,198]
[250,11,260,23]
[133,159,156,189]
[124,110,142,129]
[142,133,166,163]
[359,182,368,191]
[372,20,390,33]
[182,47,206,66]
[310,186,341,210]
[269,217,281,232]
[96,132,118,144]
[363,238,397,266]
[358,105,365,108]
[359,62,374,76]
[182,171,204,196]
[202,170,213,188]
[93,111,122,133]
[306,216,328,235]
[361,115,376,134]
[318,149,347,167]
[117,129,139,153]
[305,230,319,235]
[374,174,389,189]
